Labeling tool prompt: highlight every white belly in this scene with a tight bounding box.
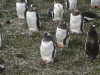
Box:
[26,11,38,31]
[56,27,67,45]
[91,0,100,6]
[70,13,83,33]
[16,3,26,19]
[53,3,64,21]
[40,40,55,62]
[69,0,77,10]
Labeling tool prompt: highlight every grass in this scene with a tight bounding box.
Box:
[0,0,100,75]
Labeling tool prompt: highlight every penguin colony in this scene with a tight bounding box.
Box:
[16,0,100,63]
[0,1,100,72]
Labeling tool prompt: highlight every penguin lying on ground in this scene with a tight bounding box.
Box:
[26,4,41,32]
[40,32,56,64]
[56,21,70,48]
[53,2,64,21]
[91,0,100,8]
[81,11,100,22]
[16,0,28,19]
[65,0,77,11]
[85,25,99,60]
[70,9,84,35]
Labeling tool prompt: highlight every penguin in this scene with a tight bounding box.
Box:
[0,33,2,48]
[81,11,100,22]
[91,0,100,8]
[0,65,5,73]
[85,25,99,60]
[16,0,27,19]
[65,0,77,11]
[0,59,5,73]
[40,32,56,63]
[26,4,41,32]
[53,2,64,21]
[56,21,70,48]
[48,6,54,18]
[70,9,84,35]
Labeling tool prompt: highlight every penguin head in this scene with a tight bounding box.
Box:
[71,9,80,16]
[89,25,96,32]
[30,4,37,11]
[58,21,68,29]
[43,32,53,42]
[16,0,25,3]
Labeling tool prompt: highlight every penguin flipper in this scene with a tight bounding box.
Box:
[36,13,41,30]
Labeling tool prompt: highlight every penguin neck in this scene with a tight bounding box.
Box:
[28,7,36,12]
[17,0,25,3]
[72,12,80,16]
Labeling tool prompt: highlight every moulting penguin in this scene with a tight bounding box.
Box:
[65,0,77,11]
[53,2,64,21]
[70,9,84,35]
[85,25,99,60]
[40,32,56,64]
[81,11,100,22]
[56,21,70,48]
[16,0,27,19]
[26,4,41,32]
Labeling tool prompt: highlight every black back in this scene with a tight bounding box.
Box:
[86,25,99,59]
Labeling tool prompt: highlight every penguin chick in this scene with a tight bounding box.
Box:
[81,12,100,22]
[16,0,27,19]
[40,32,56,64]
[91,0,100,8]
[70,9,84,35]
[26,4,41,32]
[56,21,70,48]
[65,0,77,11]
[85,25,99,60]
[53,2,64,21]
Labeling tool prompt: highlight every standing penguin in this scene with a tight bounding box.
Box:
[0,33,2,48]
[56,21,70,48]
[16,0,27,19]
[53,2,64,21]
[65,0,77,11]
[26,4,41,32]
[85,25,99,60]
[40,32,56,63]
[91,0,100,8]
[70,9,84,35]
[81,11,100,22]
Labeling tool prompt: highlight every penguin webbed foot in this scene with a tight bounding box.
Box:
[43,60,50,64]
[57,43,65,48]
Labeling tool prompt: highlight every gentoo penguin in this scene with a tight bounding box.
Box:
[0,65,5,73]
[53,2,64,21]
[0,33,2,47]
[85,25,99,60]
[40,32,56,63]
[0,59,5,73]
[81,11,100,22]
[26,4,41,32]
[16,0,27,19]
[65,0,77,11]
[91,0,100,8]
[70,9,84,35]
[56,21,70,48]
